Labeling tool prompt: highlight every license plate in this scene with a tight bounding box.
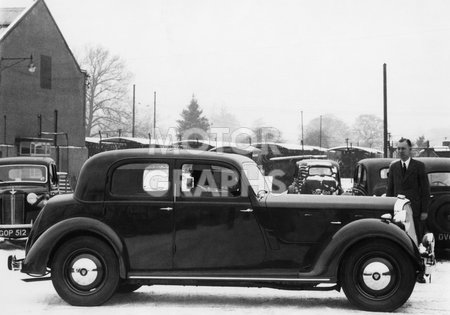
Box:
[0,226,31,238]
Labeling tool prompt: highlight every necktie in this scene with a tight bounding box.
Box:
[402,162,407,176]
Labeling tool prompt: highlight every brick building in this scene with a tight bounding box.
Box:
[0,0,87,183]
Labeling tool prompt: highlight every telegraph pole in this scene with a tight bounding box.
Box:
[301,110,304,154]
[383,64,388,158]
[319,115,322,148]
[153,91,156,139]
[132,84,136,138]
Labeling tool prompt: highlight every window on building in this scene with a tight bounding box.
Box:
[40,55,52,89]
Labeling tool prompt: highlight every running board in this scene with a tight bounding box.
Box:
[21,277,51,282]
[128,275,331,282]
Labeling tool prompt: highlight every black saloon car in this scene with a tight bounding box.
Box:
[0,157,59,239]
[287,159,343,195]
[9,149,427,311]
[352,157,450,254]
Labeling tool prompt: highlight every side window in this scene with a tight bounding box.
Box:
[361,167,367,186]
[180,163,239,198]
[380,167,390,179]
[111,163,169,197]
[354,165,361,184]
[50,164,58,186]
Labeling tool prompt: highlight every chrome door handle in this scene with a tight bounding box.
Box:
[330,221,342,225]
[240,208,253,213]
[159,207,173,211]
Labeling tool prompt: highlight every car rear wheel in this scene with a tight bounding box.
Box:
[427,196,450,234]
[51,236,119,306]
[340,240,416,312]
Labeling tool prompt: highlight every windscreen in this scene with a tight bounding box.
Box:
[0,164,47,184]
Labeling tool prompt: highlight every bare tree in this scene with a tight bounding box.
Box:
[351,114,383,149]
[303,115,350,148]
[79,46,133,136]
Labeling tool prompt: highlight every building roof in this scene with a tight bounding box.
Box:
[0,0,83,74]
[328,145,383,155]
[0,1,34,39]
[254,142,328,152]
[86,136,166,146]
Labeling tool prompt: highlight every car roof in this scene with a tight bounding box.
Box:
[357,158,395,168]
[75,148,255,202]
[0,156,55,165]
[357,157,450,172]
[416,157,450,172]
[297,159,339,167]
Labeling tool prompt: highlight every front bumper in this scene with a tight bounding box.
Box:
[419,232,436,281]
[7,255,23,271]
[0,223,32,239]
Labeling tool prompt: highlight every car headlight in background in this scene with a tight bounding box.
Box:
[26,193,38,205]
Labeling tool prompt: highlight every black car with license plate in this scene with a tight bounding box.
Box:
[8,149,428,311]
[287,159,343,195]
[0,157,59,240]
[353,157,450,255]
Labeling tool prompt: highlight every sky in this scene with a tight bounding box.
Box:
[5,0,450,145]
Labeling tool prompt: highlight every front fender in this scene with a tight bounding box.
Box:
[22,217,127,278]
[300,219,423,280]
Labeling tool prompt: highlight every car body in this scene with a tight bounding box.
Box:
[8,149,426,311]
[287,159,343,195]
[352,157,450,254]
[0,157,59,239]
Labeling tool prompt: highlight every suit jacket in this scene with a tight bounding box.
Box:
[386,159,430,217]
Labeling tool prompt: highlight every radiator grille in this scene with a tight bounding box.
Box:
[1,193,25,224]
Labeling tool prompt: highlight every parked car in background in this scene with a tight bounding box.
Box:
[0,157,60,240]
[8,149,429,311]
[352,157,450,254]
[288,159,343,195]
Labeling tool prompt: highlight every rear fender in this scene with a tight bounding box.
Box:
[22,217,127,278]
[303,219,423,280]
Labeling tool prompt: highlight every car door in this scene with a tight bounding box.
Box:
[263,193,341,270]
[172,159,266,271]
[104,159,174,271]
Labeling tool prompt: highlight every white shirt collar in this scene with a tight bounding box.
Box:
[401,157,411,169]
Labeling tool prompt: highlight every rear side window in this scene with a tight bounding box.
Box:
[380,167,389,179]
[111,163,169,197]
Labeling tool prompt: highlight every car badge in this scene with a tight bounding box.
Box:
[10,187,17,195]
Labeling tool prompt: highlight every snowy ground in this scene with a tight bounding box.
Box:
[1,243,449,315]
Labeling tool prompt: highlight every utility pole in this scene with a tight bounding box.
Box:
[153,91,156,140]
[301,110,304,153]
[132,84,136,138]
[319,115,322,148]
[383,63,388,158]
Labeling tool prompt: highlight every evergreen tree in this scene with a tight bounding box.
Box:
[177,96,210,140]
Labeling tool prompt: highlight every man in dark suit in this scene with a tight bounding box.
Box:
[387,138,430,243]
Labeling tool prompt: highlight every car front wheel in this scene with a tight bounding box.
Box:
[51,236,120,306]
[340,240,416,312]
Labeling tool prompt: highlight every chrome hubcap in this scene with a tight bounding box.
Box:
[362,261,392,291]
[70,256,100,286]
